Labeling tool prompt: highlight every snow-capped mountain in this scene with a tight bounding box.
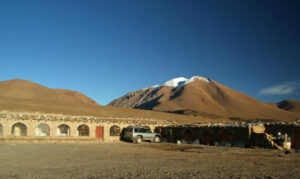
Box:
[109,76,299,121]
[143,76,211,90]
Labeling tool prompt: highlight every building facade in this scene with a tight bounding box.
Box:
[0,111,169,142]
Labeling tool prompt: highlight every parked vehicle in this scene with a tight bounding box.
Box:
[123,126,161,144]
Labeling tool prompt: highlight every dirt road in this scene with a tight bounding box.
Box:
[0,142,299,178]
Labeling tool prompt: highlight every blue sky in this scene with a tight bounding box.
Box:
[0,0,299,105]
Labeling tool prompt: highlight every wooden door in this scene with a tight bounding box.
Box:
[95,126,104,140]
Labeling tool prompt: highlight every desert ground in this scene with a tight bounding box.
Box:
[0,142,299,179]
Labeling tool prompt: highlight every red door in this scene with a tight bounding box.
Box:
[95,126,104,140]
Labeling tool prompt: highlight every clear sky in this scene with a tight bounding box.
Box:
[0,0,299,105]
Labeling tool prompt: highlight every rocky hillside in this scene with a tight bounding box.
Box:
[0,79,225,124]
[109,76,299,121]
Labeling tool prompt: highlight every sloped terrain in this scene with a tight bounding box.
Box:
[0,79,227,124]
[0,79,98,105]
[272,100,300,115]
[109,77,299,121]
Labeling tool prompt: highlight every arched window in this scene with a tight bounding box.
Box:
[35,123,50,136]
[110,125,121,136]
[0,124,3,136]
[77,125,89,136]
[220,129,234,142]
[200,128,213,145]
[12,123,27,136]
[183,129,193,143]
[57,124,70,136]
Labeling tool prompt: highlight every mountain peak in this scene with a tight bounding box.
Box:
[144,76,210,90]
[0,79,45,89]
[3,79,35,84]
[164,76,210,87]
[163,77,188,87]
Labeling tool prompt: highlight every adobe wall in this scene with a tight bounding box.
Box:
[0,111,169,142]
[158,124,300,149]
[2,111,299,148]
[157,125,251,147]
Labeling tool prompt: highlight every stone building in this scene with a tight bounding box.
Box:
[0,111,169,142]
[1,111,300,150]
[156,123,300,149]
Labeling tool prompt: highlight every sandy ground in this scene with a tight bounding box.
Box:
[0,142,299,179]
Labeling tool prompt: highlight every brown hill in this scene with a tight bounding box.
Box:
[272,100,300,115]
[109,77,299,121]
[0,79,98,105]
[0,79,229,124]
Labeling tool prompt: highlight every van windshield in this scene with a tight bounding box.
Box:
[134,127,151,133]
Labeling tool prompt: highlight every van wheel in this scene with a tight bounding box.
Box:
[154,136,160,143]
[135,136,142,144]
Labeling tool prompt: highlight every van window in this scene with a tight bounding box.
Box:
[135,128,141,133]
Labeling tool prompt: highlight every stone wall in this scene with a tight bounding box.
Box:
[0,111,169,142]
[157,125,251,147]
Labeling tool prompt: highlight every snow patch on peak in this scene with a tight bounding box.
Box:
[163,76,210,87]
[151,85,160,88]
[186,76,210,84]
[163,77,188,87]
[142,76,211,90]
